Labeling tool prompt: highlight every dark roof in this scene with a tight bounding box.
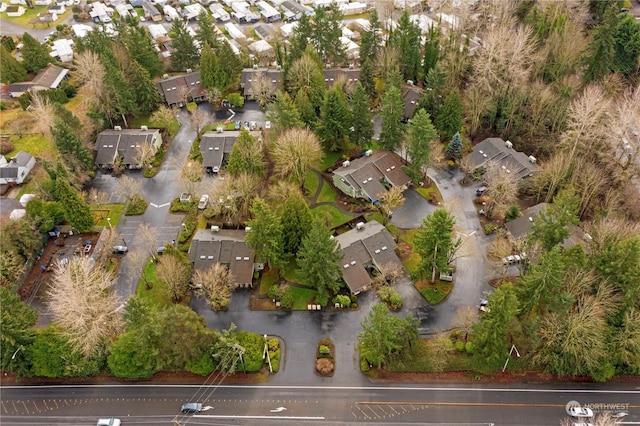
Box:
[333,151,411,202]
[8,82,33,93]
[281,0,309,15]
[142,1,160,15]
[253,23,275,40]
[199,131,240,168]
[240,67,361,96]
[323,68,360,88]
[0,151,34,178]
[465,137,542,181]
[12,151,34,167]
[156,71,204,106]
[95,128,160,166]
[401,84,423,119]
[334,220,404,294]
[32,64,68,89]
[504,203,549,239]
[188,229,254,285]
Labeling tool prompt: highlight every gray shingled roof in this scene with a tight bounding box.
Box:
[188,229,254,286]
[465,137,542,181]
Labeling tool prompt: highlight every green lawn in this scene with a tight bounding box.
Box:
[304,171,319,197]
[311,204,352,228]
[288,286,318,310]
[130,115,181,139]
[92,204,125,227]
[8,133,56,159]
[320,151,342,171]
[416,184,443,205]
[316,176,337,203]
[136,260,172,307]
[281,257,303,284]
[258,268,279,296]
[2,7,71,28]
[414,279,452,304]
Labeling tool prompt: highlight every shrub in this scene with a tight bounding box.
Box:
[178,208,197,243]
[315,358,334,375]
[268,338,279,352]
[170,198,195,212]
[267,285,283,301]
[269,350,280,372]
[236,331,265,372]
[315,292,329,307]
[455,341,465,352]
[505,205,520,222]
[333,294,351,308]
[0,139,14,155]
[186,353,215,375]
[186,102,197,112]
[125,194,148,215]
[318,345,331,356]
[360,357,370,372]
[377,286,402,311]
[280,287,294,309]
[484,224,496,235]
[465,341,476,354]
[0,101,7,111]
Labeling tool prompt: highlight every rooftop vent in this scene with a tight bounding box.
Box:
[211,225,220,233]
[407,79,414,85]
[528,155,537,164]
[350,260,356,265]
[342,160,350,167]
[349,63,354,69]
[141,125,148,131]
[528,217,533,222]
[162,73,169,79]
[364,149,373,156]
[186,68,192,73]
[114,126,122,131]
[356,222,365,230]
[245,226,251,232]
[325,63,331,68]
[344,263,350,268]
[483,153,488,158]
[505,140,513,148]
[216,126,223,133]
[253,63,258,69]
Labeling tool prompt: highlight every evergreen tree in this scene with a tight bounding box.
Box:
[288,12,313,64]
[516,246,568,316]
[445,132,463,162]
[195,10,219,49]
[199,43,218,90]
[127,60,161,114]
[50,119,93,171]
[584,11,617,82]
[215,40,243,90]
[318,84,351,152]
[294,88,317,129]
[359,58,376,100]
[414,209,456,282]
[389,11,422,82]
[436,89,463,139]
[612,12,640,78]
[226,129,265,178]
[266,91,303,131]
[1,287,37,376]
[378,85,405,152]
[246,199,283,271]
[350,82,373,148]
[280,193,312,255]
[21,32,51,73]
[0,45,27,84]
[359,9,381,65]
[423,25,441,81]
[418,65,446,118]
[296,217,342,305]
[406,109,437,176]
[102,53,138,125]
[53,179,94,232]
[531,186,580,251]
[122,25,163,77]
[310,3,346,65]
[169,20,199,71]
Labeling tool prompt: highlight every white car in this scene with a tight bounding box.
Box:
[97,418,121,426]
[569,407,594,418]
[198,195,209,210]
[264,121,271,129]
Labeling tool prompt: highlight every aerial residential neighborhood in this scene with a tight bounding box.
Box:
[1,0,639,424]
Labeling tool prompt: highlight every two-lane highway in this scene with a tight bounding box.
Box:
[2,383,639,425]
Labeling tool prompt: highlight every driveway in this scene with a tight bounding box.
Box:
[390,188,436,229]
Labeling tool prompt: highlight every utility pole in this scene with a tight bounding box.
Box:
[502,344,521,372]
[263,334,273,373]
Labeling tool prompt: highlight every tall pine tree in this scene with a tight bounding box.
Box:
[318,84,351,152]
[406,109,437,176]
[21,32,51,73]
[350,82,373,149]
[169,20,199,71]
[378,84,405,152]
[0,45,27,83]
[436,89,463,140]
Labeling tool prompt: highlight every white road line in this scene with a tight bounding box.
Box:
[195,415,324,420]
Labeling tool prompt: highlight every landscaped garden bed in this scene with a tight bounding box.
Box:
[315,338,335,377]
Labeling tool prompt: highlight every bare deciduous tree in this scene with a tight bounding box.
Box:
[29,92,56,138]
[192,263,237,311]
[132,142,157,171]
[266,180,301,203]
[378,186,405,226]
[180,161,202,197]
[272,128,323,188]
[483,162,518,219]
[115,175,141,203]
[156,255,191,303]
[452,306,478,342]
[248,71,274,110]
[212,172,260,226]
[128,248,152,290]
[48,257,122,356]
[428,334,453,373]
[190,108,209,135]
[138,223,160,260]
[150,105,176,130]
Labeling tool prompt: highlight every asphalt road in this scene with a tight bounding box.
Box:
[1,382,638,425]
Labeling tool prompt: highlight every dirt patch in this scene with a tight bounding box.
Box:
[19,233,101,308]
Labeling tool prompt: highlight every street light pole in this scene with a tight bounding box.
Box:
[107,217,112,229]
[502,344,521,372]
[263,334,273,373]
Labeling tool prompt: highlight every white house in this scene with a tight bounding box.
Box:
[341,36,359,59]
[280,21,298,38]
[51,38,74,62]
[71,23,93,38]
[224,22,246,41]
[34,0,52,6]
[0,152,36,185]
[209,3,230,21]
[183,3,205,20]
[256,0,280,22]
[8,0,26,6]
[163,4,181,21]
[340,1,366,15]
[148,23,168,41]
[6,5,25,16]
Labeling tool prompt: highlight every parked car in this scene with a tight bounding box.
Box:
[181,402,203,414]
[264,121,271,129]
[112,246,128,254]
[198,195,209,210]
[97,418,121,426]
[234,120,241,130]
[249,121,257,130]
[569,407,594,418]
[243,121,250,130]
[476,186,488,197]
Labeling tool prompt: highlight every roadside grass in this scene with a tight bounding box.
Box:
[311,204,352,228]
[92,204,125,227]
[288,286,317,310]
[2,7,70,28]
[316,176,337,203]
[414,279,452,304]
[320,151,342,171]
[304,171,319,197]
[136,259,172,307]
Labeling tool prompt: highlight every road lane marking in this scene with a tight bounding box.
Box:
[195,415,324,420]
